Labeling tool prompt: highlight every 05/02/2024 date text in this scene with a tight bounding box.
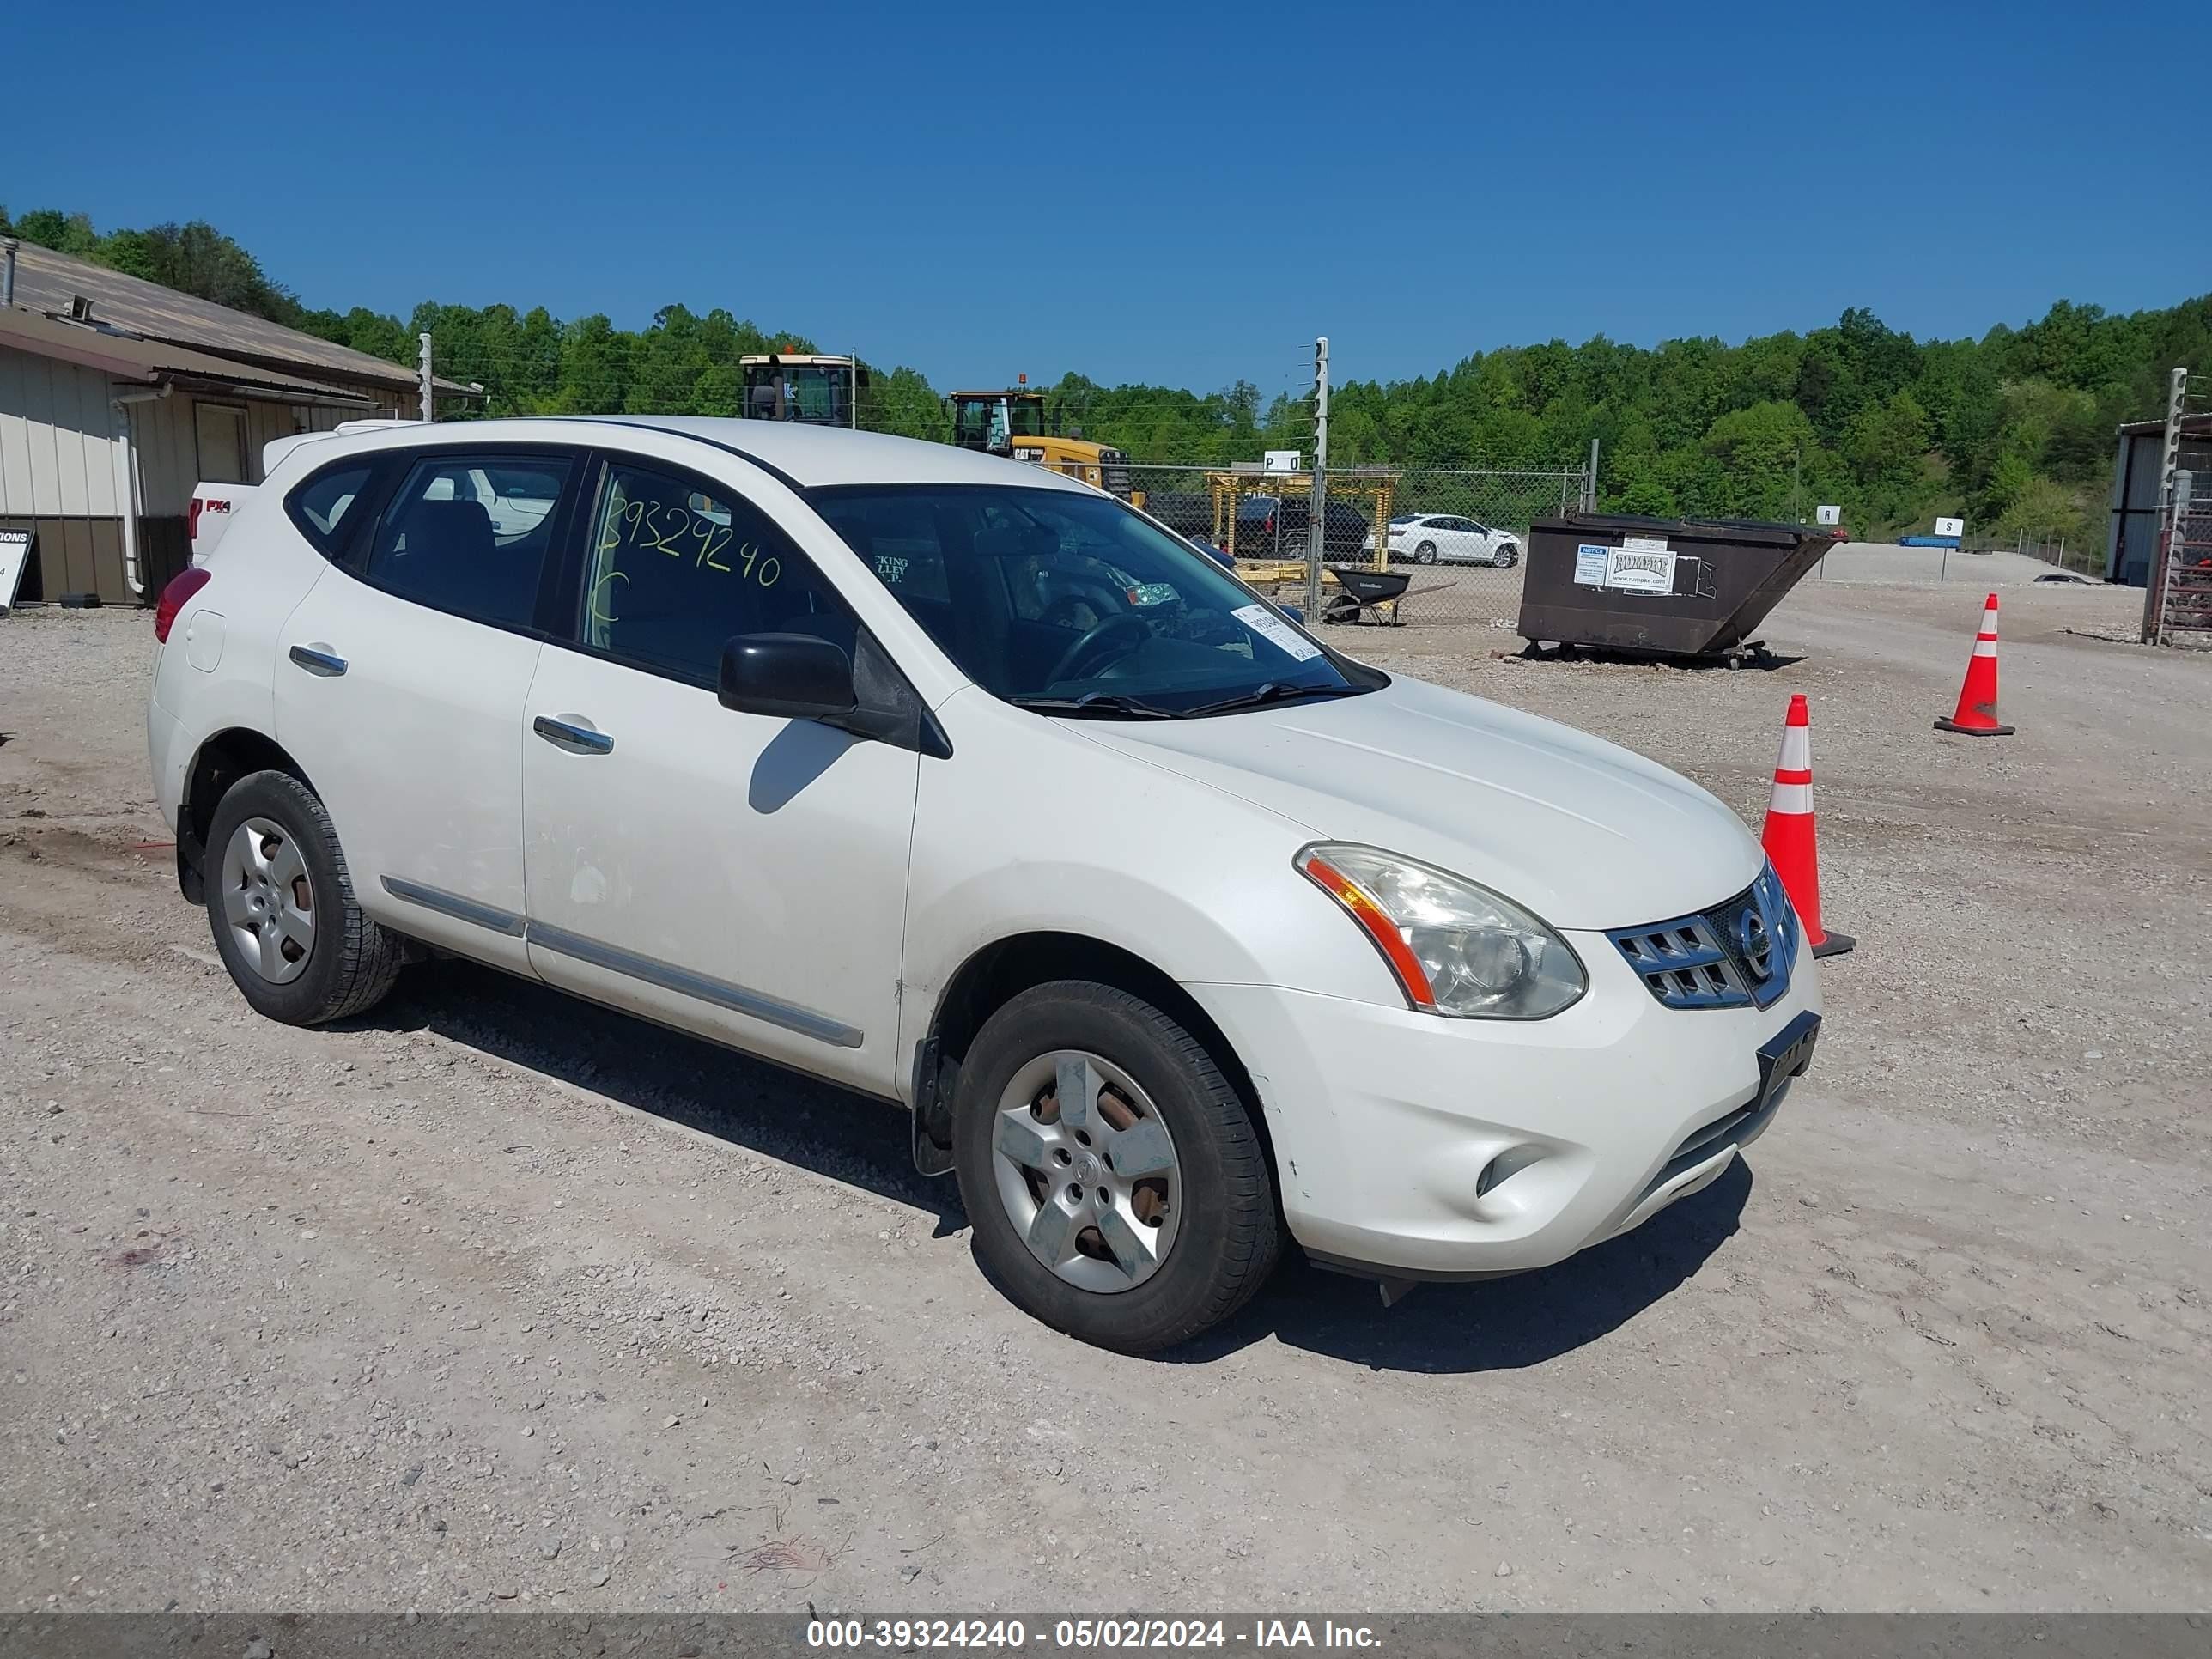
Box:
[805,1619,1383,1650]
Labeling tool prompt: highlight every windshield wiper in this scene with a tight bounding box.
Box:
[1181,680,1364,718]
[1010,691,1180,720]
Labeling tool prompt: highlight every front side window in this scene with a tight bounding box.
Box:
[811,484,1382,718]
[364,454,569,629]
[580,459,853,685]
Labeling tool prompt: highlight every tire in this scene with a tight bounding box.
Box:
[1414,541,1438,565]
[1496,545,1519,568]
[204,769,404,1026]
[952,981,1280,1353]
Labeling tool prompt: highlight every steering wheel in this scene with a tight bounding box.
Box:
[1048,611,1151,684]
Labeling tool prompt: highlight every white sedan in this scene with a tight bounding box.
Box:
[1373,514,1520,567]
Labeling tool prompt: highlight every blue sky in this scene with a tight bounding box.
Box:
[9,1,2205,401]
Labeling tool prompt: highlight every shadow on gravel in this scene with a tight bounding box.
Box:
[1508,643,1807,672]
[353,958,966,1234]
[356,957,1748,1373]
[1181,1158,1753,1374]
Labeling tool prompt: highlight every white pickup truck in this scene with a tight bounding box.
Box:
[190,421,551,564]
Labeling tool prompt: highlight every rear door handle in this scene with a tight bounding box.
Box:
[288,644,347,677]
[533,714,613,755]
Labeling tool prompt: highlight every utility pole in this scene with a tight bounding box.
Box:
[1305,337,1329,617]
[1585,437,1600,513]
[417,332,434,423]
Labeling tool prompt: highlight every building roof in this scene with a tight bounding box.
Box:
[2,240,471,396]
[2117,411,2212,437]
[0,307,377,404]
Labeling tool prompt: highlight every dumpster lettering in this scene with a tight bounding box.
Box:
[1603,548,1677,593]
[1575,541,1684,594]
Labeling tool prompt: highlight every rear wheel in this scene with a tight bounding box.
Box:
[205,769,404,1026]
[952,981,1279,1352]
[1414,541,1437,565]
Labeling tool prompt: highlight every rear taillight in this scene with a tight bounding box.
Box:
[187,497,204,542]
[155,566,211,642]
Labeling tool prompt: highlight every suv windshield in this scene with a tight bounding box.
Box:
[812,484,1382,717]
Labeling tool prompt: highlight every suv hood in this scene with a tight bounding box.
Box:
[1075,675,1761,930]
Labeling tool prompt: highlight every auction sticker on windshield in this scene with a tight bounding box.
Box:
[1233,603,1322,662]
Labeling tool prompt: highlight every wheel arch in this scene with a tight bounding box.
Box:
[910,929,1273,1181]
[176,727,317,905]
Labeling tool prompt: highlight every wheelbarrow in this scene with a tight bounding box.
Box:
[1320,567,1413,625]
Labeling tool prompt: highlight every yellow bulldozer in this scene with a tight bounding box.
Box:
[947,380,1134,501]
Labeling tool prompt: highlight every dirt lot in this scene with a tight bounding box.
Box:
[3,580,2208,1614]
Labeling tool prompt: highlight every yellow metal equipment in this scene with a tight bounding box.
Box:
[948,386,1135,501]
[1206,469,1396,582]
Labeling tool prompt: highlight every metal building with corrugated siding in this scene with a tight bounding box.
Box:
[2106,410,2212,586]
[0,238,471,605]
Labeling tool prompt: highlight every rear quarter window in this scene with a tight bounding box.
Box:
[284,463,377,558]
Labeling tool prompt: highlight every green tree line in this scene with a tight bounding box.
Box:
[8,205,2206,544]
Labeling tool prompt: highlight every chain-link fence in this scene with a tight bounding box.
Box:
[1125,462,1588,629]
[421,325,1595,631]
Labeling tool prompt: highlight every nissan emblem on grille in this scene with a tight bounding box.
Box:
[1736,901,1772,981]
[1607,869,1797,1011]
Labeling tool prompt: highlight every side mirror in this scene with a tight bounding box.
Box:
[718,633,856,720]
[1279,604,1304,623]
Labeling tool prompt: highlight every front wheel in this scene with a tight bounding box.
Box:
[952,981,1280,1352]
[1495,544,1519,568]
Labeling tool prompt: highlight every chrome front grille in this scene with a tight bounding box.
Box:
[1608,865,1797,1010]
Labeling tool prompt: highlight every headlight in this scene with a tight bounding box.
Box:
[1296,843,1586,1019]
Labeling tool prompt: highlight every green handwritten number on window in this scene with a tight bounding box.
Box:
[699,524,732,573]
[603,487,780,589]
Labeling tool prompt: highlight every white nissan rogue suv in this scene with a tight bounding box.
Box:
[147,417,1820,1352]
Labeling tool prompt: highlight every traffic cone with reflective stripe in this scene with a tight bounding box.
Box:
[1934,592,2015,737]
[1762,694,1854,958]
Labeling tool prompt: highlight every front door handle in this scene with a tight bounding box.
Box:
[288,643,347,677]
[533,714,614,755]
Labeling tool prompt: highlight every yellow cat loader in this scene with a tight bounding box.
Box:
[947,386,1135,501]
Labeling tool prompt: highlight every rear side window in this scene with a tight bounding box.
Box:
[365,455,570,630]
[578,459,852,686]
[286,464,375,557]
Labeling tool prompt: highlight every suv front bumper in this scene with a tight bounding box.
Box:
[1183,932,1821,1280]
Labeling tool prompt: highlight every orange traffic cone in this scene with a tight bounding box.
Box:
[1762,694,1854,958]
[1934,592,2015,737]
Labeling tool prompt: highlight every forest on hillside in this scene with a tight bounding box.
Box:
[8,205,2206,544]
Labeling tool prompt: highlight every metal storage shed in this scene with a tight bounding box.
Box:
[2107,410,2212,587]
[0,238,472,604]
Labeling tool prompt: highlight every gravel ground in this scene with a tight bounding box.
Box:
[2,580,2208,1616]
